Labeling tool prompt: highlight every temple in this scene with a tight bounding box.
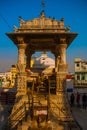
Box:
[5,11,79,130]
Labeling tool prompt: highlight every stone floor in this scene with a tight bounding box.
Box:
[72,106,87,130]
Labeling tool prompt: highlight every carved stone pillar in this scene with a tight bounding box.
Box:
[54,42,73,123]
[55,55,57,73]
[16,41,27,97]
[9,39,29,128]
[18,43,27,65]
[59,43,67,64]
[55,55,61,73]
[55,54,60,93]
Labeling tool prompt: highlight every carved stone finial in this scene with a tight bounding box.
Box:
[18,16,22,21]
[61,18,64,21]
[40,10,45,18]
[13,25,18,32]
[18,16,25,24]
[66,25,70,31]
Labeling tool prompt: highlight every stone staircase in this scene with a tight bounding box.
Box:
[49,94,81,130]
[2,94,31,130]
[8,104,26,129]
[3,102,29,130]
[50,94,73,121]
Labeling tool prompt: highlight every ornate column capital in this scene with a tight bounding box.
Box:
[59,43,67,49]
[17,43,27,49]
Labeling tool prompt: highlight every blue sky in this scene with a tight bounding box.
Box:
[0,0,87,72]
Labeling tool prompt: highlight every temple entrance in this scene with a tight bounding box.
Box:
[4,10,80,130]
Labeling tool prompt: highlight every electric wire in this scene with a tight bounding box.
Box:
[0,13,13,31]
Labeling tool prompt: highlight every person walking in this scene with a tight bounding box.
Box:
[82,93,87,109]
[70,93,75,107]
[76,92,80,107]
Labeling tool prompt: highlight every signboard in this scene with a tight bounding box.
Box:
[66,75,74,93]
[36,110,47,115]
[67,88,73,92]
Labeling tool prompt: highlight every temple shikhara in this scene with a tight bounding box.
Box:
[4,10,80,130]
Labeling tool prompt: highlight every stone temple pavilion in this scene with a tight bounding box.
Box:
[5,10,79,130]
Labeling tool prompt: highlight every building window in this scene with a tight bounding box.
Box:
[76,63,79,67]
[77,75,80,80]
[82,75,85,80]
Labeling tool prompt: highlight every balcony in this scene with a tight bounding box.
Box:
[74,80,87,88]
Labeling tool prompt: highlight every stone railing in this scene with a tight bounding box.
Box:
[8,103,26,129]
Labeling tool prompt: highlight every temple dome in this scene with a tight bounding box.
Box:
[32,52,55,73]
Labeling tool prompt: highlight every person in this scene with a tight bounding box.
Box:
[76,92,80,107]
[70,93,75,107]
[82,93,87,109]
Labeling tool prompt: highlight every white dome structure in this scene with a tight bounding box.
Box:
[32,52,55,73]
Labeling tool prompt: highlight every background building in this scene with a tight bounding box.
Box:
[74,58,87,93]
[74,58,87,85]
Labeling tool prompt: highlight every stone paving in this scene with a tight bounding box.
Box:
[0,104,87,130]
[71,106,87,130]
